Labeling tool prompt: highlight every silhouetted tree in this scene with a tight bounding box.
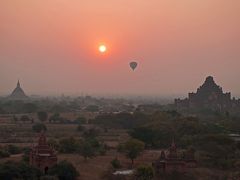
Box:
[79,140,95,161]
[22,103,38,113]
[123,139,145,167]
[32,123,47,133]
[49,160,79,180]
[135,165,154,180]
[37,111,48,122]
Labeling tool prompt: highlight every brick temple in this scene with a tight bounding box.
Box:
[29,133,57,174]
[175,76,240,111]
[152,140,197,174]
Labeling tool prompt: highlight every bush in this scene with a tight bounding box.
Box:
[20,115,31,123]
[49,160,79,180]
[135,165,154,180]
[0,150,10,158]
[0,161,42,179]
[111,158,121,169]
[85,105,99,112]
[37,111,48,122]
[74,117,87,124]
[5,145,22,155]
[48,139,59,151]
[123,139,145,166]
[32,123,47,133]
[49,113,60,123]
[83,128,99,139]
[22,147,31,162]
[78,140,95,161]
[77,125,85,132]
[59,137,80,153]
[98,145,107,156]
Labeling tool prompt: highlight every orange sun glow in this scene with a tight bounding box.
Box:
[98,45,107,53]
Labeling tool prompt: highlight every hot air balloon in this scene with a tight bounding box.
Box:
[130,62,138,71]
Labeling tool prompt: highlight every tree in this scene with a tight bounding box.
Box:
[82,128,99,139]
[85,105,99,112]
[32,123,47,133]
[130,127,156,147]
[0,107,5,114]
[22,147,31,162]
[49,113,61,123]
[123,139,145,167]
[22,103,38,113]
[48,160,79,180]
[74,117,87,124]
[48,139,59,151]
[20,115,31,123]
[37,111,48,122]
[111,158,121,169]
[5,145,22,155]
[193,134,237,169]
[135,165,154,180]
[77,125,85,132]
[0,149,10,158]
[79,140,95,161]
[0,161,42,180]
[59,137,80,153]
[12,116,18,123]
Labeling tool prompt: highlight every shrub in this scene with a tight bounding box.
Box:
[37,111,48,122]
[111,158,121,169]
[32,123,47,133]
[20,115,31,123]
[135,165,154,180]
[59,137,80,153]
[78,140,95,161]
[74,117,87,124]
[5,145,22,155]
[123,139,145,166]
[48,139,59,151]
[22,147,31,162]
[49,160,79,180]
[0,150,10,158]
[0,161,42,179]
[77,125,85,132]
[83,128,99,139]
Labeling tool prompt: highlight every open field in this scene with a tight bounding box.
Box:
[0,149,229,180]
[0,114,237,180]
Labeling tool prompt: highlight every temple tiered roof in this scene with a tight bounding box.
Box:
[29,133,57,173]
[175,76,237,111]
[9,80,28,100]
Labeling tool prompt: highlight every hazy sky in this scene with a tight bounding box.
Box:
[1,0,240,96]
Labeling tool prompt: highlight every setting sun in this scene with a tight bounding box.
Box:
[99,45,107,53]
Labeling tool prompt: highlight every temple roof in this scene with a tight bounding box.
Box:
[32,133,56,155]
[9,80,28,100]
[196,76,224,95]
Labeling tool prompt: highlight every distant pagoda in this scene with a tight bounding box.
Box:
[9,80,28,100]
[175,76,240,111]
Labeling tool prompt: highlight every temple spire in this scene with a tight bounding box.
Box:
[9,79,28,100]
[17,80,20,88]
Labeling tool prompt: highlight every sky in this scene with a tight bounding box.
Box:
[1,0,240,97]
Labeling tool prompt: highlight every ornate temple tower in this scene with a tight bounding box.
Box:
[9,80,28,100]
[175,76,233,111]
[29,133,57,174]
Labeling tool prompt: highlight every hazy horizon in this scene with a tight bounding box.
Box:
[1,1,240,96]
